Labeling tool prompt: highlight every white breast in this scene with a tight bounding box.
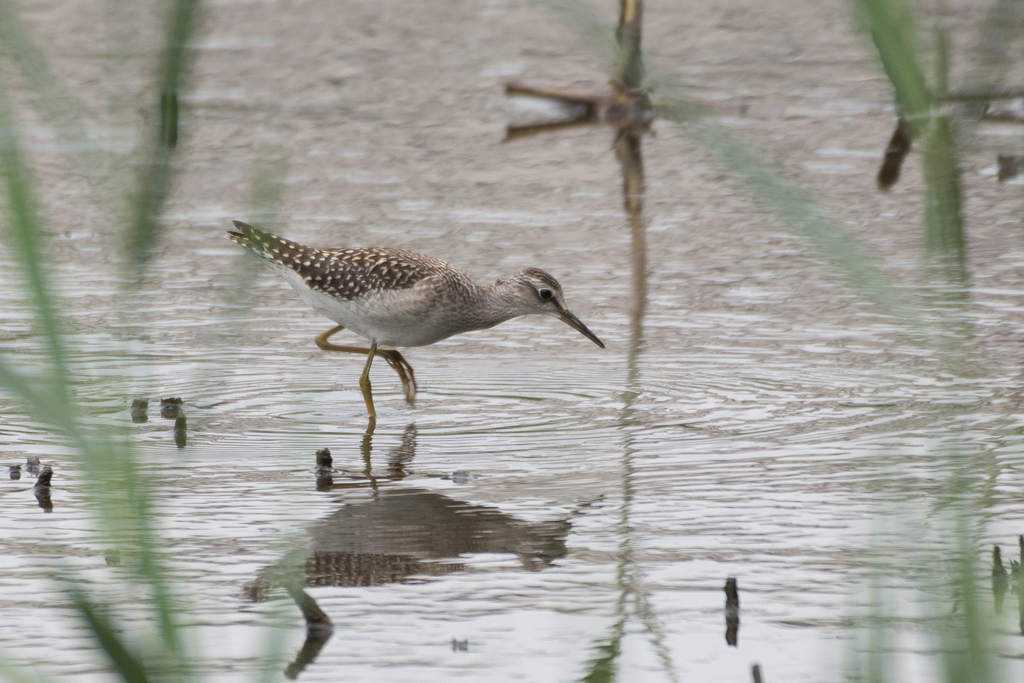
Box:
[275,265,459,347]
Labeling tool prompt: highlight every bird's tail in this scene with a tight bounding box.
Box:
[228,221,324,278]
[226,220,276,256]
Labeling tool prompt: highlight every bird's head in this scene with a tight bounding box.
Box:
[503,268,604,348]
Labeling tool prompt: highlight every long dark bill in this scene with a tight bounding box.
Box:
[560,310,605,348]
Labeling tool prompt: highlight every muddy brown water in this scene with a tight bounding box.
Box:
[4,0,1024,681]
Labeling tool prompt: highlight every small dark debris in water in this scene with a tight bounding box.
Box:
[105,549,121,566]
[877,118,912,190]
[316,448,333,470]
[9,465,21,480]
[26,456,40,476]
[725,577,740,647]
[34,466,52,488]
[752,663,764,683]
[131,398,149,423]
[315,448,336,491]
[993,546,1008,613]
[998,154,1024,182]
[160,397,184,419]
[34,466,52,513]
[450,470,473,485]
[174,416,187,448]
[451,638,468,652]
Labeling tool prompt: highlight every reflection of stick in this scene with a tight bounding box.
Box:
[878,118,912,190]
[503,82,606,142]
[615,131,645,216]
[503,118,601,142]
[505,82,604,107]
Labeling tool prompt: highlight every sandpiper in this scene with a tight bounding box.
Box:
[228,221,603,425]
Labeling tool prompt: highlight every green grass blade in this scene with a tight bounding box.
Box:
[854,0,933,130]
[128,0,201,275]
[920,22,965,259]
[0,69,70,395]
[0,657,57,683]
[0,52,143,555]
[962,0,1022,117]
[0,358,75,432]
[254,548,309,683]
[248,147,289,232]
[68,588,153,683]
[922,116,965,257]
[934,516,996,683]
[254,602,294,683]
[535,0,921,330]
[580,614,625,683]
[614,0,644,89]
[0,363,188,680]
[535,0,618,66]
[0,63,189,683]
[0,0,110,197]
[933,21,949,100]
[213,147,288,370]
[678,112,913,325]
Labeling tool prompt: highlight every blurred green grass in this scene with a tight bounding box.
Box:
[0,0,1017,680]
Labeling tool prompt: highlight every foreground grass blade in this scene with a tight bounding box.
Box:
[923,21,965,258]
[856,0,966,255]
[217,148,288,349]
[0,0,110,197]
[922,115,965,257]
[580,617,625,683]
[69,589,153,683]
[0,39,189,682]
[933,517,997,683]
[855,0,932,130]
[962,0,1022,118]
[614,0,643,89]
[0,658,56,683]
[128,0,200,274]
[535,0,618,65]
[535,0,917,330]
[675,111,912,325]
[0,70,70,395]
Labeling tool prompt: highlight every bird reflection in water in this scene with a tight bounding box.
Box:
[250,428,571,679]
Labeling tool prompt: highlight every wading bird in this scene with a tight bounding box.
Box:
[228,221,604,427]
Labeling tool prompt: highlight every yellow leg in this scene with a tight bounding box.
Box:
[314,326,417,402]
[360,340,378,430]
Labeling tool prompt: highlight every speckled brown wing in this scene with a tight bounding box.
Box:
[228,220,449,300]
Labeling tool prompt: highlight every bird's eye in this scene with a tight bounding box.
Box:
[538,288,553,301]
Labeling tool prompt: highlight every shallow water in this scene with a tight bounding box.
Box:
[5,0,1024,681]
